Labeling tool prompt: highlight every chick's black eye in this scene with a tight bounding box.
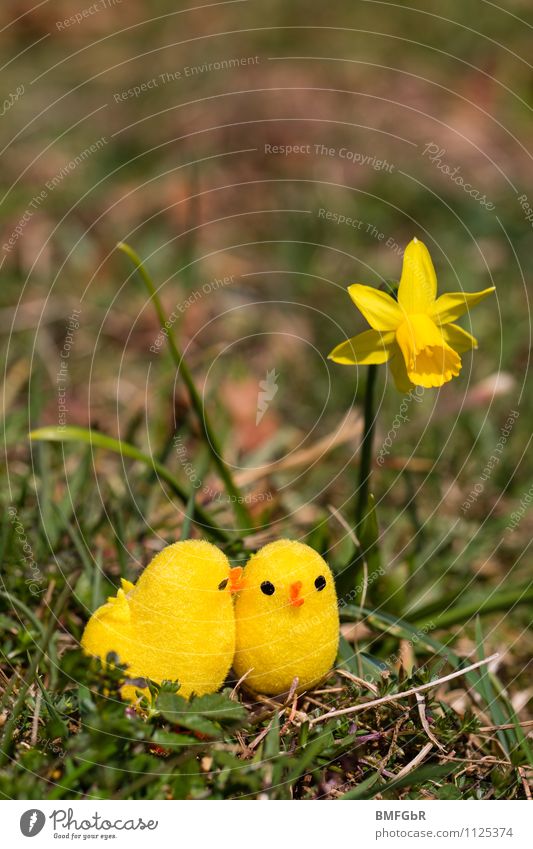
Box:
[315,575,326,591]
[218,578,228,590]
[260,581,275,596]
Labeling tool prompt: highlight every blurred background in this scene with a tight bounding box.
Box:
[1,0,532,744]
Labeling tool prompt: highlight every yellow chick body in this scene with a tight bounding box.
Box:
[81,540,236,698]
[81,577,135,669]
[233,540,339,695]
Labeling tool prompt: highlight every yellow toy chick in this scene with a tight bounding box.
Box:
[233,540,339,695]
[82,540,242,699]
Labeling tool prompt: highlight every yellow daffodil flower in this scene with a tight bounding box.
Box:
[328,238,495,391]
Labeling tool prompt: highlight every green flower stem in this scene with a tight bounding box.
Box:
[355,363,378,529]
[336,366,380,601]
[117,243,252,531]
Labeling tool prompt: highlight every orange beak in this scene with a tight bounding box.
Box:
[289,580,304,607]
[228,566,245,594]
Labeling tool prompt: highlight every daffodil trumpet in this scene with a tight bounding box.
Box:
[328,237,495,392]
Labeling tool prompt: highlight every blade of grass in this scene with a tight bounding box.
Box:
[339,772,381,799]
[91,549,104,612]
[263,712,285,796]
[487,674,533,766]
[337,493,381,602]
[53,503,95,577]
[284,730,334,785]
[0,592,45,639]
[0,476,28,567]
[110,506,128,576]
[35,441,60,551]
[56,444,92,531]
[117,242,251,531]
[34,675,68,737]
[181,450,209,541]
[408,584,533,631]
[180,490,197,542]
[29,425,231,543]
[52,503,112,615]
[474,618,510,756]
[341,763,457,799]
[342,604,458,665]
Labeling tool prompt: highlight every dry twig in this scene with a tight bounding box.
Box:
[309,654,499,725]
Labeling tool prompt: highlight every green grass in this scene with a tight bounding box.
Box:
[1,445,532,798]
[3,220,532,801]
[3,243,532,801]
[1,0,532,800]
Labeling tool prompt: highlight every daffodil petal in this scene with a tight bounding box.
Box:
[397,238,438,314]
[388,350,416,393]
[441,323,478,353]
[328,329,395,365]
[431,287,495,325]
[347,284,402,331]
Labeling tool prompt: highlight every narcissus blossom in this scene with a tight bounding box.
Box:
[328,238,495,390]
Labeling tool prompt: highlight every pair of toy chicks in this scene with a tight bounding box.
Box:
[81,539,339,699]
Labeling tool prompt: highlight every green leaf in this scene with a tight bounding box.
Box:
[263,712,281,760]
[156,692,221,738]
[187,691,248,723]
[436,784,462,799]
[337,634,360,674]
[151,729,199,748]
[156,690,247,739]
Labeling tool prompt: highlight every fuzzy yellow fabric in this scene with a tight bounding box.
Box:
[233,540,339,695]
[81,540,236,698]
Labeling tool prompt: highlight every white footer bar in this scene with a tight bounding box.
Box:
[4,799,531,848]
